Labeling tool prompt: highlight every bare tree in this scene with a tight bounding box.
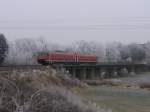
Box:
[141,42,150,63]
[128,43,146,63]
[66,40,105,62]
[5,37,65,65]
[0,34,8,65]
[5,38,38,65]
[105,42,121,62]
[36,37,49,53]
[116,43,131,62]
[5,41,18,65]
[5,36,148,65]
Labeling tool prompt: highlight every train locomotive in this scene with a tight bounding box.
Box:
[37,51,97,65]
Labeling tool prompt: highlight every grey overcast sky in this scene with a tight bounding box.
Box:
[0,0,150,44]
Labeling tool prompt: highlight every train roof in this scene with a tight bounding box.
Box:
[47,51,97,56]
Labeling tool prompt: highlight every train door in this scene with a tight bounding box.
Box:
[48,53,53,64]
[75,52,79,63]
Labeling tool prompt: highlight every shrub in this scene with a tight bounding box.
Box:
[0,68,107,112]
[139,82,150,89]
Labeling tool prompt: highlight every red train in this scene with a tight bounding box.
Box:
[37,52,97,65]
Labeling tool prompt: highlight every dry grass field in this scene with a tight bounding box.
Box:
[0,67,150,112]
[78,73,150,112]
[0,67,106,112]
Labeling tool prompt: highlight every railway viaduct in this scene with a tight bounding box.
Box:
[55,63,149,80]
[0,64,148,80]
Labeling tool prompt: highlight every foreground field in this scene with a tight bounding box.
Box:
[0,68,102,112]
[0,67,149,112]
[79,73,150,112]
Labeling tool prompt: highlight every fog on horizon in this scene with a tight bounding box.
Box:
[0,0,150,45]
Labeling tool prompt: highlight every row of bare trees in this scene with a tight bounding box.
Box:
[4,37,150,65]
[66,41,148,63]
[5,37,64,65]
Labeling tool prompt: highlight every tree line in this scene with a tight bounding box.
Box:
[4,37,150,65]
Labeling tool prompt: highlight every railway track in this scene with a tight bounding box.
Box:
[0,63,149,72]
[0,65,47,71]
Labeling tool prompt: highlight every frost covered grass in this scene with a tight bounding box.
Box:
[79,86,150,112]
[0,67,108,112]
[79,73,150,112]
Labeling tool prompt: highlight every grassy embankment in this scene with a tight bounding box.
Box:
[77,73,150,112]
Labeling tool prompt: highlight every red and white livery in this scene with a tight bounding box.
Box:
[37,52,97,65]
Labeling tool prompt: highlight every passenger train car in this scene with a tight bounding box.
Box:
[37,52,97,65]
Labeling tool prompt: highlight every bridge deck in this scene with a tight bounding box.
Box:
[60,63,147,68]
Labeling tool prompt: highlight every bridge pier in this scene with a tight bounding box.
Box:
[134,67,140,73]
[95,69,102,79]
[75,69,82,79]
[97,69,102,79]
[111,68,119,77]
[127,67,136,76]
[123,68,129,76]
[134,66,147,74]
[105,68,111,78]
[72,68,76,78]
[62,63,147,80]
[81,68,86,80]
[105,68,118,78]
[91,69,96,79]
[119,68,129,77]
[99,68,107,79]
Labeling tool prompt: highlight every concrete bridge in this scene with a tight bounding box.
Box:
[54,63,149,80]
